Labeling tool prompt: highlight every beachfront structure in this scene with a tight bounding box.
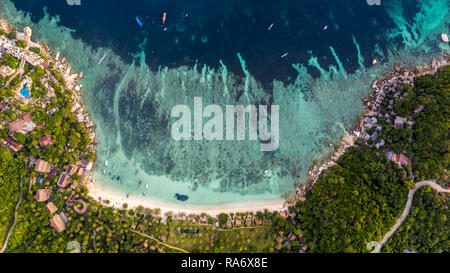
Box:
[36,188,51,202]
[57,162,92,188]
[44,202,58,214]
[49,214,66,233]
[8,112,35,136]
[35,159,52,173]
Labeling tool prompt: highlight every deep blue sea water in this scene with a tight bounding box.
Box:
[1,0,448,208]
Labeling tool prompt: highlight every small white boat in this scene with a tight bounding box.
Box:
[323,25,328,30]
[106,148,110,158]
[105,160,109,167]
[267,23,274,31]
[102,170,106,174]
[143,184,149,196]
[98,53,107,65]
[113,164,117,170]
[281,53,288,58]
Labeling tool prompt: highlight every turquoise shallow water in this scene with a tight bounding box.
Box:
[1,0,448,208]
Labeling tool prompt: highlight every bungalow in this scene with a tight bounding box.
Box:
[46,167,59,181]
[44,202,58,214]
[77,159,94,171]
[288,233,297,241]
[370,132,379,142]
[36,188,51,202]
[375,139,385,149]
[49,214,66,233]
[394,116,408,128]
[235,219,242,227]
[39,135,53,148]
[65,164,79,176]
[8,112,35,136]
[35,159,52,173]
[398,154,411,166]
[57,173,71,188]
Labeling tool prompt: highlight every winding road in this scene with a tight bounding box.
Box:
[374,181,450,253]
[0,176,23,253]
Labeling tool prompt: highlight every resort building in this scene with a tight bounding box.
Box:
[35,159,52,173]
[65,164,79,176]
[44,202,58,214]
[57,173,71,188]
[46,167,59,181]
[387,151,411,167]
[49,214,66,233]
[0,36,44,67]
[0,137,23,153]
[39,135,53,148]
[14,78,33,105]
[36,188,51,202]
[0,65,14,77]
[397,154,412,166]
[8,112,35,136]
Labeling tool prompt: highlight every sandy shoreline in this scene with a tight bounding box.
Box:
[87,182,285,217]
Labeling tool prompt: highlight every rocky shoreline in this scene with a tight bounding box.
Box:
[0,19,97,169]
[284,55,450,208]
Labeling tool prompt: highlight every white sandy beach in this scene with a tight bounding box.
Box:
[87,182,286,217]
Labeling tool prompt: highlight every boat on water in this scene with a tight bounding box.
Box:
[106,148,110,158]
[267,23,274,31]
[102,170,106,175]
[98,53,107,65]
[174,193,189,202]
[105,160,109,167]
[113,164,117,170]
[143,184,149,196]
[135,16,143,27]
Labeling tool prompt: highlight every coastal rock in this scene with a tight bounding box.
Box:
[24,26,32,39]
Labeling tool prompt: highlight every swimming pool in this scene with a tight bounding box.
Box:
[20,83,30,99]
